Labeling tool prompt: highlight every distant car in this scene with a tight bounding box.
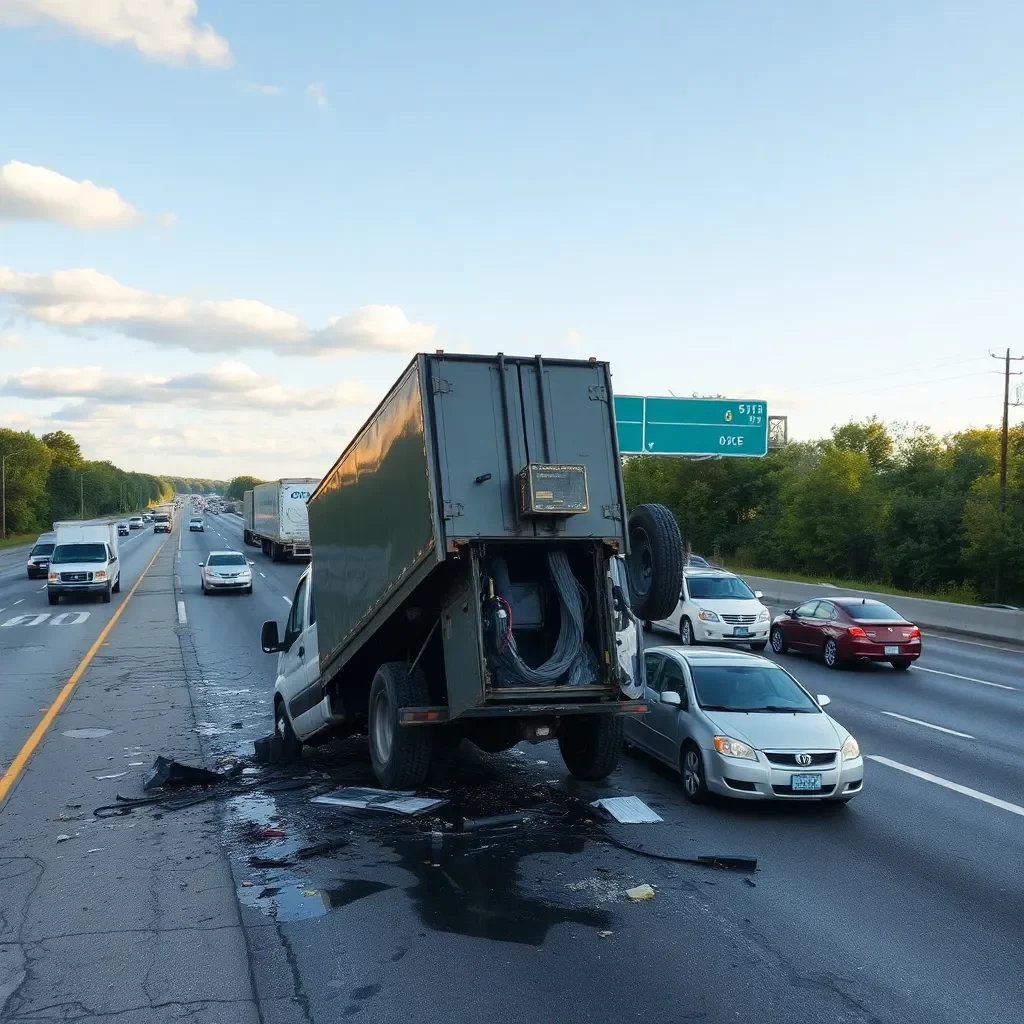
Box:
[153,515,171,534]
[117,522,130,537]
[687,553,713,568]
[128,516,145,530]
[189,517,205,532]
[199,551,253,594]
[651,569,770,651]
[770,597,921,670]
[142,513,153,523]
[625,647,863,802]
[208,507,219,515]
[26,537,56,578]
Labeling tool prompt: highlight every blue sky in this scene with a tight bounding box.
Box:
[1,1,1022,479]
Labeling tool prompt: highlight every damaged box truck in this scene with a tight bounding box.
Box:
[261,352,682,787]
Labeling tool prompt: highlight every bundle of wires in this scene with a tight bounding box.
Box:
[494,549,595,686]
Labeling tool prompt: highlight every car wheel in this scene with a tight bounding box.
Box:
[200,579,206,594]
[680,617,696,646]
[368,662,433,788]
[274,697,303,761]
[112,576,120,594]
[890,658,912,671]
[749,641,767,651]
[823,637,841,669]
[47,592,59,606]
[770,626,788,653]
[102,583,112,604]
[245,585,253,595]
[680,742,709,803]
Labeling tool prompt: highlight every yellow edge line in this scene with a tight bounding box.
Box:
[0,537,169,808]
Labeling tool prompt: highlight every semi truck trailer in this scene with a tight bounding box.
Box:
[243,479,318,560]
[260,352,682,787]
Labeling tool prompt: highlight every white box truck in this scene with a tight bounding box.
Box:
[48,520,121,604]
[243,479,317,561]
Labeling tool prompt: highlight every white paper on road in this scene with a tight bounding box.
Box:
[311,786,447,815]
[591,796,663,823]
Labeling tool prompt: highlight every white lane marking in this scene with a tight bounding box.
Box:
[2,612,50,627]
[282,596,292,606]
[867,755,1024,818]
[177,600,187,625]
[259,573,265,578]
[879,711,974,739]
[37,585,46,592]
[911,665,1015,691]
[13,599,23,606]
[50,611,90,625]
[922,632,1023,655]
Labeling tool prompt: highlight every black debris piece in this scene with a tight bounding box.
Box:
[144,756,224,791]
[253,735,284,765]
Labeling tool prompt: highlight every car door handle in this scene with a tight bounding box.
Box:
[298,646,305,659]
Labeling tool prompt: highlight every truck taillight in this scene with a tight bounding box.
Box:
[847,626,866,638]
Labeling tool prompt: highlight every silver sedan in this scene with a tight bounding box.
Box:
[624,647,864,802]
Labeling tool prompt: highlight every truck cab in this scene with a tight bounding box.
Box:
[48,521,121,604]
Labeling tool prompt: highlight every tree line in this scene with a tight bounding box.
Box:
[0,428,225,539]
[623,419,1024,605]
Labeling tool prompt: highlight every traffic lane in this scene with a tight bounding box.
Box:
[0,526,166,770]
[177,524,302,756]
[621,742,1023,1024]
[212,512,309,602]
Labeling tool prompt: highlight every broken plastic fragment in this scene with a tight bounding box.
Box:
[597,930,613,938]
[311,787,447,816]
[625,884,655,901]
[56,834,72,843]
[591,796,663,823]
[144,756,224,791]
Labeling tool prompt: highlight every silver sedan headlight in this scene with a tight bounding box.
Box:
[841,735,861,760]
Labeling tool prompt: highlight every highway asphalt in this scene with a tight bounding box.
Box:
[0,511,1021,1022]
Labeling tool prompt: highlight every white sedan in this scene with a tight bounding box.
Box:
[199,551,253,594]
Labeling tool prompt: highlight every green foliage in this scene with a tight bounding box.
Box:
[226,475,266,501]
[623,420,1024,604]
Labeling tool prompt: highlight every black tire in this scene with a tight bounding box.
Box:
[368,662,433,789]
[102,583,112,604]
[823,637,841,669]
[245,585,253,595]
[770,625,788,654]
[679,616,696,646]
[274,697,303,760]
[626,503,684,622]
[642,620,652,632]
[271,543,281,563]
[891,658,912,671]
[558,714,624,780]
[112,576,121,594]
[681,741,710,803]
[47,592,59,606]
[749,640,767,651]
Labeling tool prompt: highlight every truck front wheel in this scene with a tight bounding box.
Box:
[368,662,433,789]
[558,715,624,781]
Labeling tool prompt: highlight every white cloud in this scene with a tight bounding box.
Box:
[2,361,375,413]
[0,160,142,229]
[305,82,329,110]
[157,212,178,229]
[240,81,282,96]
[0,330,22,348]
[0,265,436,357]
[0,0,231,66]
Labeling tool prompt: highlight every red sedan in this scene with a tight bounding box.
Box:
[770,597,921,670]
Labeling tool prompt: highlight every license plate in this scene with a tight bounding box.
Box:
[791,773,822,792]
[884,645,899,655]
[733,626,749,636]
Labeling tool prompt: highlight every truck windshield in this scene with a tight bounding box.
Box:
[51,543,107,564]
[687,576,755,600]
[208,554,246,566]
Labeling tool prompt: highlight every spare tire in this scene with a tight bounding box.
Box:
[627,503,684,621]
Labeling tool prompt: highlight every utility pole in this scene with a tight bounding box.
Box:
[1,448,28,540]
[989,349,1024,600]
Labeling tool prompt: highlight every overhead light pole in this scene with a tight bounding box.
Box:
[1,448,28,540]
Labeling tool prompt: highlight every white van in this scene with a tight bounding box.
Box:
[48,520,122,604]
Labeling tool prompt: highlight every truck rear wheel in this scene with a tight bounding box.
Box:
[558,715,624,781]
[368,662,433,789]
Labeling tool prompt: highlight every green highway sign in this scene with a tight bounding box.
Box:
[614,396,769,457]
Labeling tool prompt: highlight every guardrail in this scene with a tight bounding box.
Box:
[739,574,1024,645]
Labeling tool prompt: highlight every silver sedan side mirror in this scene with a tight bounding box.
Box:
[197,562,205,567]
[754,590,764,599]
[660,690,682,707]
[817,694,831,707]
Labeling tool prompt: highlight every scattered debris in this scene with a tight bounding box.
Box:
[241,881,254,888]
[86,848,103,854]
[95,772,127,780]
[242,767,260,776]
[253,734,284,764]
[597,930,613,938]
[311,787,447,816]
[591,796,663,824]
[625,884,656,901]
[254,826,286,840]
[301,889,318,897]
[230,721,243,729]
[695,855,758,872]
[461,811,535,832]
[744,877,757,887]
[144,757,224,791]
[56,834,72,843]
